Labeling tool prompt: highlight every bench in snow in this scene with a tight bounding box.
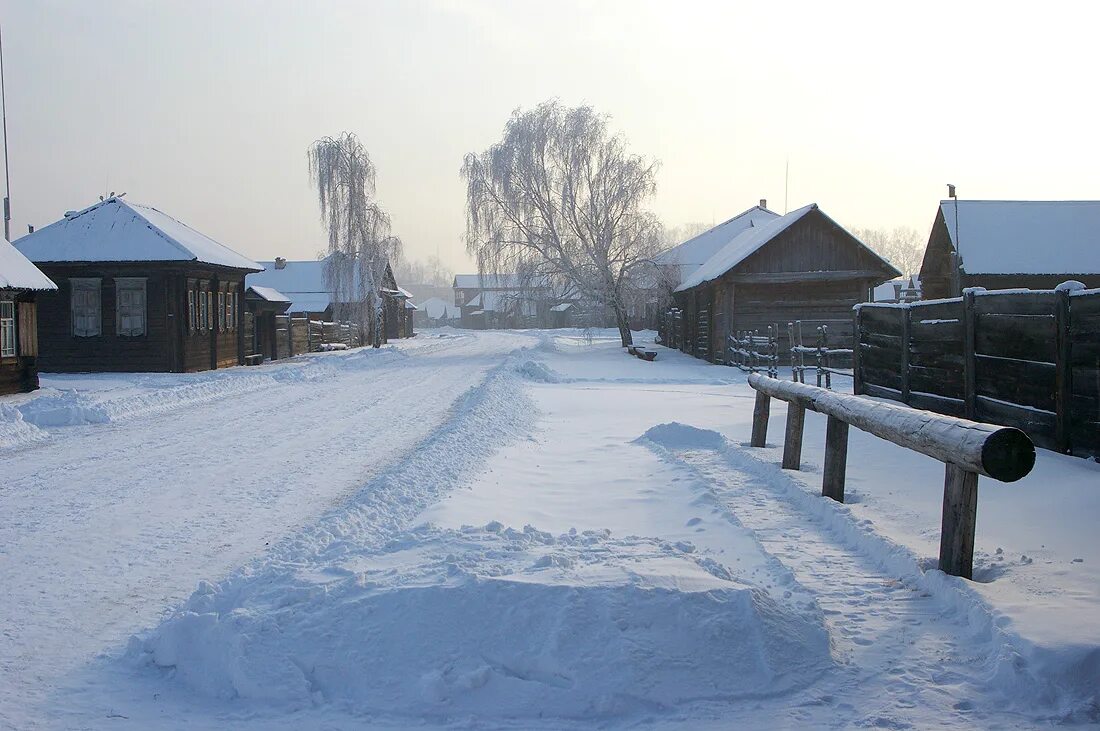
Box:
[627,345,657,361]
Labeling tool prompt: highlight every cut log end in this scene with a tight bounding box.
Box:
[980,428,1036,483]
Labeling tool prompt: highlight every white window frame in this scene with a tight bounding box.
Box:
[71,278,102,337]
[0,300,15,357]
[188,289,196,332]
[217,291,225,332]
[199,286,209,332]
[115,277,148,337]
[206,291,214,331]
[226,291,235,332]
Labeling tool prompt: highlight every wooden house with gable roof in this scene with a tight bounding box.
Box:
[1,237,57,394]
[672,203,900,361]
[919,200,1100,299]
[14,196,263,373]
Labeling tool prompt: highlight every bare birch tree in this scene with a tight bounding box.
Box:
[462,101,663,347]
[851,226,926,277]
[308,132,402,347]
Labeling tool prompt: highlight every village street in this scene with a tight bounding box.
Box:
[1,330,1098,729]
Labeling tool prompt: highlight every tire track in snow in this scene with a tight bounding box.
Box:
[647,435,1040,729]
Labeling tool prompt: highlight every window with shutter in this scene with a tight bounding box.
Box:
[188,290,196,332]
[207,291,213,331]
[199,286,208,332]
[218,292,225,332]
[70,278,102,337]
[0,300,15,357]
[116,278,147,337]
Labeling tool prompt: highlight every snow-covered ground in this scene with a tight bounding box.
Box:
[1,329,1097,729]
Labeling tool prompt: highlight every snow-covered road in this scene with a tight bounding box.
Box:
[0,330,537,729]
[2,329,1097,729]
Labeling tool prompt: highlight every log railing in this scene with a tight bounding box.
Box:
[747,373,1035,579]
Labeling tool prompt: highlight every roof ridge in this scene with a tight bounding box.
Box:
[120,200,197,262]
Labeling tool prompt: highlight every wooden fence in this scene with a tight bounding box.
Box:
[855,287,1100,458]
[789,319,854,389]
[727,326,779,377]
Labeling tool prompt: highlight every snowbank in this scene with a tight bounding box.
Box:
[144,524,830,719]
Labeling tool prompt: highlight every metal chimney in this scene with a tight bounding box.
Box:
[760,199,767,209]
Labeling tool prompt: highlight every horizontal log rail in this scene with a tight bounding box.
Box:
[747,373,1036,579]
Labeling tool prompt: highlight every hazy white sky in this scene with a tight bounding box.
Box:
[2,0,1098,271]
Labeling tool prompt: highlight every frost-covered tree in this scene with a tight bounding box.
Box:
[462,101,663,347]
[851,226,926,277]
[308,132,402,347]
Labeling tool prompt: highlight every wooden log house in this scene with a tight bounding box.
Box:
[920,200,1100,299]
[14,197,263,373]
[244,285,292,362]
[0,237,57,394]
[672,203,900,362]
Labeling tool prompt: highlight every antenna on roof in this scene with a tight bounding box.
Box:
[784,158,789,214]
[1,23,12,241]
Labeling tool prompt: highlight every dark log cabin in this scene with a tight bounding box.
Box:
[672,203,900,362]
[920,200,1100,299]
[1,238,57,394]
[13,197,262,373]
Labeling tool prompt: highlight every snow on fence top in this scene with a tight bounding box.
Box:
[939,199,1100,275]
[656,204,779,282]
[0,237,56,290]
[14,197,262,271]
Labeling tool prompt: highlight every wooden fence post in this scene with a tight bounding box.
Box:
[782,403,806,470]
[751,391,770,447]
[900,306,912,405]
[852,308,863,395]
[963,290,977,420]
[822,416,849,502]
[1054,289,1072,454]
[939,463,979,579]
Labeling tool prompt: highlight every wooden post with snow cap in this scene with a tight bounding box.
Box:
[746,373,1036,579]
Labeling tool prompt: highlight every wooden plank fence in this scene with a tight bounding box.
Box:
[855,286,1100,459]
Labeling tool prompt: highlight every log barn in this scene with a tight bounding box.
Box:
[671,203,900,362]
[1,237,57,394]
[920,200,1100,299]
[14,196,263,373]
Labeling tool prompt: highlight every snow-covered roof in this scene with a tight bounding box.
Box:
[404,300,417,310]
[14,197,262,271]
[676,204,898,292]
[657,205,780,283]
[246,285,291,304]
[248,259,333,313]
[676,205,816,291]
[873,279,905,302]
[1,237,56,291]
[550,302,573,312]
[418,296,458,320]
[939,200,1100,275]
